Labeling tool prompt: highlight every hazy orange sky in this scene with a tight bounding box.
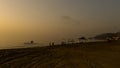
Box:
[0,0,120,48]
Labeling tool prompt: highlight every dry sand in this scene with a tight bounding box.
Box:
[0,42,120,68]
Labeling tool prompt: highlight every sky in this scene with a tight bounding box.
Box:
[0,0,120,48]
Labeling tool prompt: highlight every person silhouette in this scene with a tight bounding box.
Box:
[52,42,54,46]
[30,41,34,44]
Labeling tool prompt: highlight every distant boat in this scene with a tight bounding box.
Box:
[24,41,38,45]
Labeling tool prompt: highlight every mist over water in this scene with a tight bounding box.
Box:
[0,39,46,49]
[0,22,119,49]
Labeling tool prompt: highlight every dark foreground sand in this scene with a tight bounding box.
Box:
[0,42,120,68]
